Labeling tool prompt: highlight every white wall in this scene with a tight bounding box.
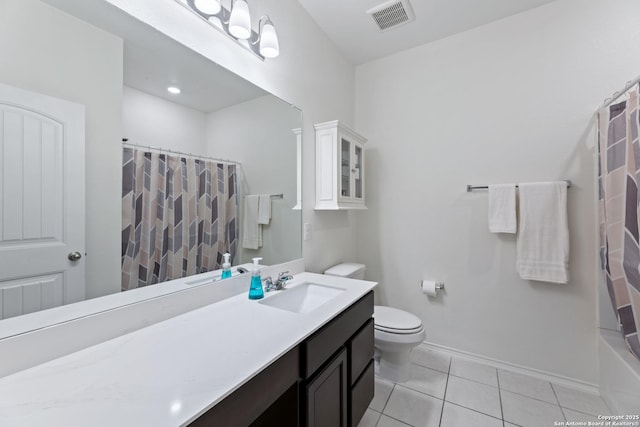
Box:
[100,0,358,274]
[122,86,207,154]
[0,0,123,299]
[355,0,640,384]
[206,95,301,266]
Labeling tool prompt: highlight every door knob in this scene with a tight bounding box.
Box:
[68,251,82,261]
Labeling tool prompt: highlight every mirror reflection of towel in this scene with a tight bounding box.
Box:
[258,194,271,225]
[242,195,262,249]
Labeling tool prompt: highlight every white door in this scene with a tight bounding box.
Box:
[0,83,85,320]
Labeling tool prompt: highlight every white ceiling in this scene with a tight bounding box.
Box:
[297,0,557,64]
[42,0,267,113]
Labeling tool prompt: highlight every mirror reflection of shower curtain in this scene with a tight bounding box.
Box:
[598,83,640,360]
[121,147,238,290]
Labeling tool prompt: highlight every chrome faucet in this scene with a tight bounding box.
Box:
[264,271,293,292]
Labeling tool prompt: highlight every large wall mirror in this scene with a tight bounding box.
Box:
[0,0,302,336]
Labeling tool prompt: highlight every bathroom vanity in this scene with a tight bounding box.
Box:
[0,272,376,427]
[193,290,374,427]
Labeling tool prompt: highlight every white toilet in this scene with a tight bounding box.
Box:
[324,263,426,383]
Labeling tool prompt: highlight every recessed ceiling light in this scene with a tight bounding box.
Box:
[167,86,181,94]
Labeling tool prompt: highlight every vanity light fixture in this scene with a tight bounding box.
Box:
[228,0,251,40]
[254,16,279,58]
[182,0,280,60]
[193,0,221,15]
[167,86,181,94]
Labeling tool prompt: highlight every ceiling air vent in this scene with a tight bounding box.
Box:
[366,0,415,32]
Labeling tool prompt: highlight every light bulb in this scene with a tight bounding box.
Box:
[259,20,279,58]
[229,0,251,40]
[193,0,221,15]
[167,86,181,94]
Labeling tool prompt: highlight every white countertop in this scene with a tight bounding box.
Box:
[0,272,376,426]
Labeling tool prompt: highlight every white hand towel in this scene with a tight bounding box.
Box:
[516,182,569,284]
[488,184,517,233]
[242,195,262,249]
[258,194,271,225]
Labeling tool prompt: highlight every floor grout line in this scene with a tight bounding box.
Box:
[496,368,506,427]
[444,400,505,422]
[558,406,605,418]
[378,413,414,427]
[437,354,454,427]
[380,382,396,415]
[447,371,500,388]
[498,386,565,406]
[550,383,568,422]
[409,362,450,374]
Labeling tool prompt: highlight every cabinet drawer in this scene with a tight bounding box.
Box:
[348,319,374,386]
[350,360,374,427]
[303,291,373,379]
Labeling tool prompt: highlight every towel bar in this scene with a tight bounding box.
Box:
[466,180,572,193]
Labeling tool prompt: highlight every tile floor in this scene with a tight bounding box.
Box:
[358,344,612,427]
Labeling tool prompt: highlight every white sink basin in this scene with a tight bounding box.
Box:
[258,282,345,314]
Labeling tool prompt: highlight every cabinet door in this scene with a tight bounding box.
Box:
[339,137,364,205]
[353,142,364,202]
[306,348,348,427]
[340,137,352,199]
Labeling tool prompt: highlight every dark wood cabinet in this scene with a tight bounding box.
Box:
[302,292,374,427]
[190,291,374,427]
[349,319,375,386]
[305,348,348,427]
[350,360,374,426]
[189,347,300,427]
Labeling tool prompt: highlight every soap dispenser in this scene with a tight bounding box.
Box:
[221,253,232,279]
[248,257,264,300]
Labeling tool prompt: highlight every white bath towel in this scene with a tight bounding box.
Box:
[242,195,262,249]
[258,194,271,225]
[516,182,569,284]
[488,184,517,233]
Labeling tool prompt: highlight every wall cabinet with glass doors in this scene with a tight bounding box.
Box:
[314,120,367,210]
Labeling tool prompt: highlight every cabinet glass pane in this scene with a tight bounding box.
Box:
[341,138,351,197]
[355,145,362,199]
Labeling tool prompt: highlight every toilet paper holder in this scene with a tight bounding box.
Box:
[419,281,445,290]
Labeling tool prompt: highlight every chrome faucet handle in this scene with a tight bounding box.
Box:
[277,271,292,280]
[263,276,276,292]
[274,271,293,290]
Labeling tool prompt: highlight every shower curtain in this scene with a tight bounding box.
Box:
[121,147,238,290]
[598,83,640,360]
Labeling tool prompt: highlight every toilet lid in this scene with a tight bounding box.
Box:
[374,305,423,334]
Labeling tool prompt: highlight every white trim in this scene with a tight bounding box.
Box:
[420,341,600,395]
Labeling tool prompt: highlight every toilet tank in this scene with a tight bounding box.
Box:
[324,263,366,280]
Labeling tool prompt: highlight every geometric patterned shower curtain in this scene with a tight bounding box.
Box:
[598,83,640,360]
[121,147,238,291]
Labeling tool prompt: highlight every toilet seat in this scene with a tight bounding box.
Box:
[375,324,424,334]
[374,305,424,335]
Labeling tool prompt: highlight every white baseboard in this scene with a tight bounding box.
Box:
[420,341,600,395]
